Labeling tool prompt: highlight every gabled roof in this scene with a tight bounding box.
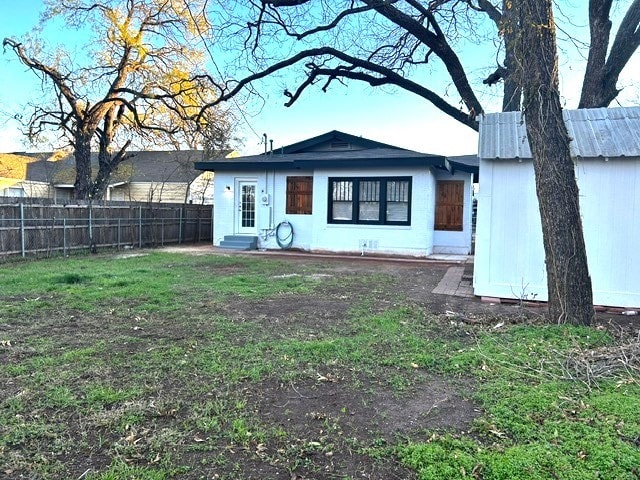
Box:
[195,130,449,172]
[276,130,407,154]
[479,106,640,159]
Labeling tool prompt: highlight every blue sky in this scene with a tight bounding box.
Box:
[0,1,637,156]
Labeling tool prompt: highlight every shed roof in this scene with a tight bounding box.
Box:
[479,106,640,159]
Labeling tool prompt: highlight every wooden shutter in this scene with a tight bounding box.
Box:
[435,181,464,231]
[286,176,313,214]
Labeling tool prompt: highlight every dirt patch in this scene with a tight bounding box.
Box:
[254,373,477,441]
[236,371,476,479]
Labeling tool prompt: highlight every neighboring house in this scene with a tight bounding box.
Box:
[474,106,640,308]
[0,152,55,198]
[0,150,233,203]
[195,130,478,256]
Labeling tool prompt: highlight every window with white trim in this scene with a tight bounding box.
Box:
[328,177,411,225]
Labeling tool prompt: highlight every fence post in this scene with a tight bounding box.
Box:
[179,207,183,244]
[197,217,201,243]
[139,206,143,248]
[161,217,164,246]
[211,205,214,243]
[63,218,67,257]
[117,218,121,249]
[50,216,55,255]
[88,203,93,251]
[20,202,25,257]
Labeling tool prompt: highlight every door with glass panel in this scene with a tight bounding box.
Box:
[236,181,257,234]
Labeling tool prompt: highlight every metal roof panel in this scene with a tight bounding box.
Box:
[479,106,640,159]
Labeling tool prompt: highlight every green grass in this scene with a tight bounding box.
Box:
[396,325,640,479]
[0,251,638,479]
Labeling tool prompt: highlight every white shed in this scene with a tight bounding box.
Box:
[195,131,477,257]
[474,106,640,308]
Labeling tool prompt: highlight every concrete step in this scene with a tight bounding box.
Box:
[219,235,258,250]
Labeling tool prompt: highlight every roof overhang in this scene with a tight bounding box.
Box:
[195,155,449,172]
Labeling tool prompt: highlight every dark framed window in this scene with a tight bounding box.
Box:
[286,176,313,214]
[328,177,411,225]
[434,180,464,231]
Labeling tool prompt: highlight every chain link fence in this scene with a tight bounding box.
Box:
[0,198,212,260]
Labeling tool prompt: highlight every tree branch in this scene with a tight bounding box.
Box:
[3,38,82,119]
[360,0,483,120]
[200,45,478,130]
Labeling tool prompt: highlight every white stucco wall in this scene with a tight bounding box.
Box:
[432,170,474,254]
[212,171,257,245]
[259,169,314,250]
[474,157,640,308]
[213,166,475,257]
[212,170,315,249]
[310,167,436,257]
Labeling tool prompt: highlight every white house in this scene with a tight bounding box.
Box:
[474,106,640,308]
[195,131,477,256]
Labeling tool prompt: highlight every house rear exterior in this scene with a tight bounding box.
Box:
[195,131,476,257]
[474,107,640,308]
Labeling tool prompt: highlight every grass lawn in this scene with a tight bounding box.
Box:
[0,251,638,479]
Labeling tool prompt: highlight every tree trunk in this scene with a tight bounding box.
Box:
[579,0,640,108]
[516,0,594,325]
[501,0,522,111]
[73,132,93,200]
[579,0,613,108]
[92,139,132,200]
[92,148,112,201]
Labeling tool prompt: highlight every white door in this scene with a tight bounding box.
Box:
[236,181,257,234]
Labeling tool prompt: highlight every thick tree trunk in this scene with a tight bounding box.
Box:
[92,148,112,201]
[501,0,522,112]
[579,0,613,108]
[579,0,640,108]
[73,133,93,200]
[92,139,131,200]
[517,0,594,325]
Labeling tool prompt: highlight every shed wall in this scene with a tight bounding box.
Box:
[474,157,640,307]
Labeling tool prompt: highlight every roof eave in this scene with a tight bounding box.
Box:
[195,156,447,172]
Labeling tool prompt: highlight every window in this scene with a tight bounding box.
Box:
[435,180,464,231]
[5,187,25,198]
[328,177,411,225]
[286,176,313,214]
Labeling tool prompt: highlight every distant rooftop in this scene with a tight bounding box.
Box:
[2,150,230,184]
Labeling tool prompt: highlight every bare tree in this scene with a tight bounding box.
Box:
[3,0,231,200]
